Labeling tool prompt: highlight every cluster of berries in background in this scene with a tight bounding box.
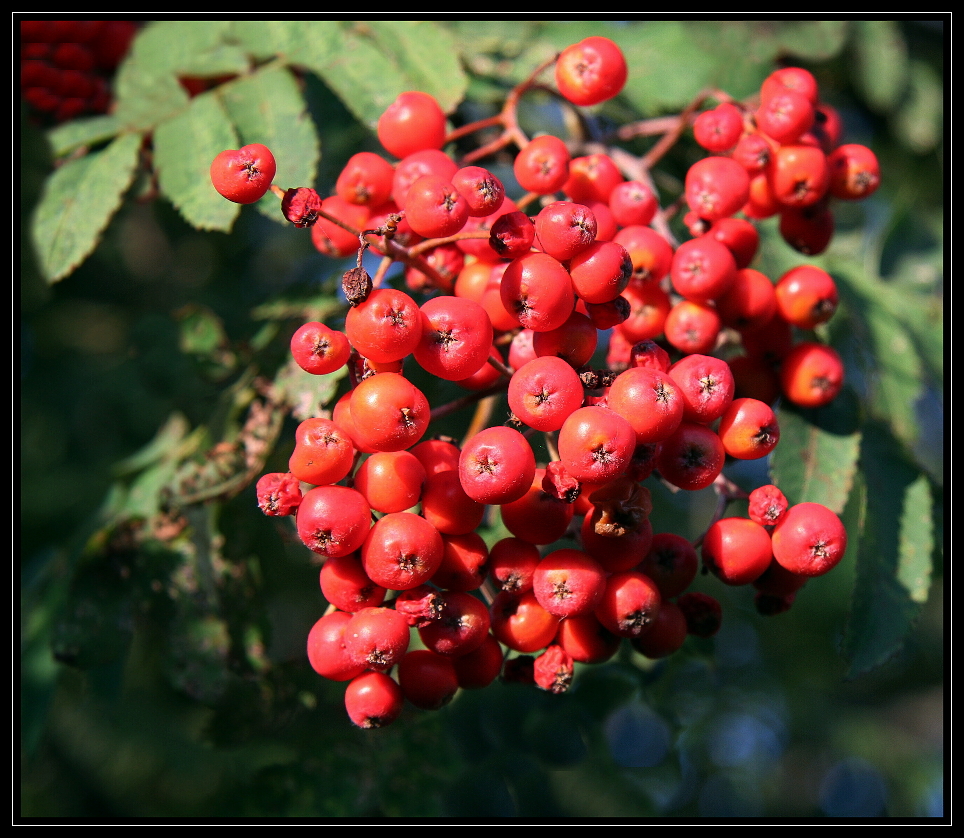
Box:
[19,20,138,124]
[212,37,870,729]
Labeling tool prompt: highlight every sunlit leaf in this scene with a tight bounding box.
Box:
[113,53,190,130]
[125,20,247,78]
[218,66,320,219]
[47,115,124,158]
[153,93,240,231]
[291,21,468,129]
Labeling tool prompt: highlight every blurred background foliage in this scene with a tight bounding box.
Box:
[21,19,943,819]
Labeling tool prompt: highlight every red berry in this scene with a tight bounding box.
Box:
[774,265,839,329]
[771,502,847,577]
[290,322,351,375]
[702,517,773,585]
[403,174,469,239]
[296,486,372,558]
[344,606,411,672]
[458,426,536,505]
[780,341,844,408]
[555,36,628,107]
[255,472,302,517]
[397,650,459,710]
[344,671,403,728]
[716,398,780,460]
[210,143,276,204]
[532,549,607,619]
[377,91,447,159]
[414,295,494,381]
[514,135,570,195]
[360,512,444,591]
[349,372,430,453]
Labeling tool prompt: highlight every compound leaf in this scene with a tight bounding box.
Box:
[153,93,240,231]
[31,132,141,283]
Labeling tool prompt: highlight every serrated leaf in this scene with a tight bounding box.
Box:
[153,93,240,231]
[126,20,245,78]
[621,22,720,114]
[227,20,316,63]
[834,266,930,459]
[771,389,862,512]
[293,21,468,130]
[853,20,908,111]
[361,22,467,113]
[113,52,191,130]
[842,425,928,676]
[218,66,319,218]
[31,132,141,283]
[47,115,124,157]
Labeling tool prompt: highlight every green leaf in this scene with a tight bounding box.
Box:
[771,19,850,60]
[176,304,237,381]
[771,389,862,513]
[113,52,191,131]
[841,424,930,676]
[47,115,124,157]
[218,66,320,217]
[125,20,248,78]
[292,21,468,129]
[274,356,346,420]
[153,93,240,231]
[892,59,944,154]
[360,21,467,113]
[250,289,343,322]
[898,474,933,604]
[852,20,909,111]
[230,19,337,66]
[31,132,142,283]
[112,413,194,477]
[834,264,933,462]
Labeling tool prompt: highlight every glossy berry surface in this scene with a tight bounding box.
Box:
[210,143,276,204]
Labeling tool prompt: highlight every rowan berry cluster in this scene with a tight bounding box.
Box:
[19,20,138,124]
[218,43,867,729]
